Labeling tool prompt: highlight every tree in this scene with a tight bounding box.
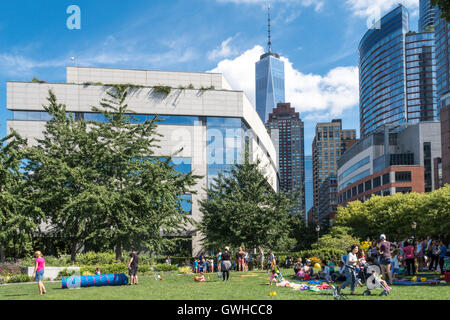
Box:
[311,226,361,252]
[289,214,318,250]
[26,91,105,261]
[432,0,450,22]
[89,84,201,260]
[198,157,296,252]
[335,186,450,242]
[0,131,39,262]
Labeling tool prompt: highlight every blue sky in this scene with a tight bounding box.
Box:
[0,0,420,154]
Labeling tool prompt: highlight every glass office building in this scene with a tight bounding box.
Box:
[359,5,439,138]
[359,5,409,138]
[435,8,450,117]
[419,0,436,32]
[6,67,279,256]
[255,52,285,124]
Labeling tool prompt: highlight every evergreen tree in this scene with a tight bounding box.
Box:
[199,157,296,251]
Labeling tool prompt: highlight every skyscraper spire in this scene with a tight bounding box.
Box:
[267,2,272,53]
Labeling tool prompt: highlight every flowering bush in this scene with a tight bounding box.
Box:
[308,257,322,264]
[360,241,371,252]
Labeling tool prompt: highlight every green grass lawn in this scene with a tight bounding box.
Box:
[1,270,449,300]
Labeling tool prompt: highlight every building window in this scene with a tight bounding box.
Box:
[358,183,364,194]
[382,173,390,185]
[365,180,372,192]
[396,187,412,194]
[373,176,381,188]
[395,171,412,182]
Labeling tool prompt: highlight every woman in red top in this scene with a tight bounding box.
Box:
[33,251,46,295]
[402,239,415,276]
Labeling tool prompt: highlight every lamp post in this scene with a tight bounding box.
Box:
[316,225,320,244]
[411,222,417,244]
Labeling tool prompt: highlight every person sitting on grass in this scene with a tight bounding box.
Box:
[269,269,278,285]
[294,258,303,275]
[332,261,346,282]
[95,268,101,276]
[198,272,206,282]
[319,260,330,281]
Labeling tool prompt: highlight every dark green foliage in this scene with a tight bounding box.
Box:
[0,131,39,262]
[432,0,450,22]
[25,91,104,262]
[88,84,201,260]
[199,158,296,251]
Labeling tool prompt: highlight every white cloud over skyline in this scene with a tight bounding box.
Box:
[209,45,359,120]
[345,0,419,18]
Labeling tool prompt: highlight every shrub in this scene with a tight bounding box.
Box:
[57,268,77,279]
[77,251,116,265]
[153,263,178,272]
[178,266,192,274]
[7,274,32,283]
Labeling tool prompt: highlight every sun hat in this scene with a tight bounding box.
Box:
[380,234,386,240]
[225,246,229,251]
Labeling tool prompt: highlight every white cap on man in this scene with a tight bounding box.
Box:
[380,234,386,240]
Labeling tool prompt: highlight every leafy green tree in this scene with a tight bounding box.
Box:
[432,0,450,22]
[198,157,296,252]
[26,91,105,261]
[89,85,201,260]
[311,226,360,252]
[335,186,450,242]
[0,131,39,262]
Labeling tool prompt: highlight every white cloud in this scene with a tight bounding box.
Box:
[345,0,419,18]
[207,35,239,61]
[209,45,359,119]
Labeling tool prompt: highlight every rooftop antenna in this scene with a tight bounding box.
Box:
[267,1,272,54]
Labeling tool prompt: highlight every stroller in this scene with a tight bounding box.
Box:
[360,262,390,296]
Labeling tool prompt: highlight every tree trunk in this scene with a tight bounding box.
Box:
[70,240,77,262]
[0,245,5,263]
[115,241,123,262]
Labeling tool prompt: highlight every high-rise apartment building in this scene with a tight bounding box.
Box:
[255,6,285,124]
[317,175,338,224]
[405,30,437,123]
[304,155,313,219]
[267,103,305,214]
[312,119,357,221]
[359,5,438,138]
